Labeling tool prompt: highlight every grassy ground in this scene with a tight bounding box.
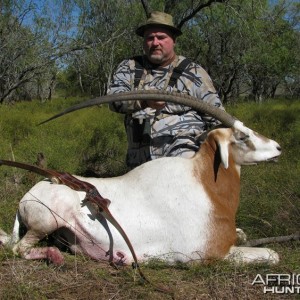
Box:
[0,242,299,299]
[0,97,299,299]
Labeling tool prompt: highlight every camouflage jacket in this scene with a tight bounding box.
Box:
[107,55,223,169]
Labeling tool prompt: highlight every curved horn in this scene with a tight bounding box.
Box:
[39,90,238,127]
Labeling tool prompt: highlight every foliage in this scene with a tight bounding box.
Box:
[242,2,299,100]
[1,0,299,103]
[0,0,67,102]
[64,0,144,96]
[178,0,300,102]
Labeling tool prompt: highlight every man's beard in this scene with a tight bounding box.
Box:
[148,53,164,64]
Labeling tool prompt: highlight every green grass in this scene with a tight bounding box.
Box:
[0,97,127,174]
[0,97,128,229]
[227,99,300,238]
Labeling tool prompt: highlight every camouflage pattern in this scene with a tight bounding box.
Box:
[107,55,223,169]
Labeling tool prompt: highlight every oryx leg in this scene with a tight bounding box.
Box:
[12,230,64,265]
[225,245,279,264]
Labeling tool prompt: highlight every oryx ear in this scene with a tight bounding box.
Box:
[217,140,230,169]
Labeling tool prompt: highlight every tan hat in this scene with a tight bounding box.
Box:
[136,11,182,37]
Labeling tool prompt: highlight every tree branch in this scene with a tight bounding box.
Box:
[164,0,181,14]
[244,232,300,247]
[177,0,226,29]
[140,0,151,18]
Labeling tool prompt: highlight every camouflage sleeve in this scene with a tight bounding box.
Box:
[190,63,223,107]
[166,60,224,128]
[107,59,143,113]
[191,63,224,128]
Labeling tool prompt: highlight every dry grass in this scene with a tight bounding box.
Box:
[1,242,299,300]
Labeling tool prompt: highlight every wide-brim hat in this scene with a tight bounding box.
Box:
[136,11,182,37]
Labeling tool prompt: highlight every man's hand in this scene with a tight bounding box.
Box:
[146,100,165,110]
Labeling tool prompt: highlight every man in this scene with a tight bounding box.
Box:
[108,11,223,169]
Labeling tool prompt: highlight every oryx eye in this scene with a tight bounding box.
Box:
[239,134,249,141]
[235,131,250,141]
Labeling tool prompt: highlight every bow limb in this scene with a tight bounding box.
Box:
[0,159,62,184]
[100,209,147,276]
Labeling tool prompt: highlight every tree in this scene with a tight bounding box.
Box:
[0,0,79,103]
[64,0,226,97]
[177,0,300,102]
[62,0,144,96]
[1,0,298,102]
[244,0,299,100]
[282,1,300,97]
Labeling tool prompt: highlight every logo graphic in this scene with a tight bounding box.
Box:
[252,274,300,294]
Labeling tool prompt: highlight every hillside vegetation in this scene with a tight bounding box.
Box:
[0,98,299,299]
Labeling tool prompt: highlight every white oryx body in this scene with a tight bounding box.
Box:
[1,125,281,265]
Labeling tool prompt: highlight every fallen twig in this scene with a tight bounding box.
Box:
[244,232,300,247]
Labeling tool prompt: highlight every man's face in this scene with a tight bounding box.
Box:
[143,27,176,66]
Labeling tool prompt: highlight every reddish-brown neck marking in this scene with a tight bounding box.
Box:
[193,132,241,259]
